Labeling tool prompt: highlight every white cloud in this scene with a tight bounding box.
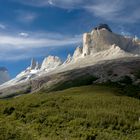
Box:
[0,35,81,48]
[0,24,6,29]
[85,0,124,19]
[0,32,81,60]
[16,0,84,8]
[48,0,54,5]
[86,0,140,24]
[15,0,140,23]
[19,32,29,37]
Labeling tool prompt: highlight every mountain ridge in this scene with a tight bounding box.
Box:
[0,24,140,98]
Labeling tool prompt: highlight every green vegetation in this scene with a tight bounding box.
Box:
[100,82,140,99]
[0,85,140,140]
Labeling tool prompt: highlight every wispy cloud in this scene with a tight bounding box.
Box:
[85,0,124,19]
[86,0,140,23]
[15,0,140,24]
[0,32,81,61]
[15,10,38,23]
[0,23,6,29]
[15,0,84,8]
[0,34,81,48]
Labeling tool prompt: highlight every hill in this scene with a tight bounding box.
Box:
[0,85,140,140]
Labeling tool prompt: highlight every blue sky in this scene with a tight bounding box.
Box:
[0,0,140,77]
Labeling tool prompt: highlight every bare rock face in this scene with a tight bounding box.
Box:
[0,67,10,85]
[41,55,62,70]
[73,46,83,60]
[83,33,92,56]
[64,54,72,64]
[82,24,140,55]
[29,58,41,70]
[35,62,41,70]
[30,58,37,70]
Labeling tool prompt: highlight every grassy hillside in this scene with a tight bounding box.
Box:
[0,85,140,140]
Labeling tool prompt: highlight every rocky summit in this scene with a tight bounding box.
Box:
[80,24,140,56]
[41,55,62,70]
[94,23,112,32]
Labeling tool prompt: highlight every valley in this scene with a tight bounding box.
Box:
[0,85,140,140]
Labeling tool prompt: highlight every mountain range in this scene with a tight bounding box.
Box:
[0,24,140,98]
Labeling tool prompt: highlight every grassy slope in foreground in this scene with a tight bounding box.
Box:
[0,85,140,140]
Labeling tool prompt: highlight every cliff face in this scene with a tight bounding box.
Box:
[30,58,40,70]
[41,55,62,70]
[64,54,72,64]
[73,46,83,60]
[81,26,140,56]
[0,67,10,85]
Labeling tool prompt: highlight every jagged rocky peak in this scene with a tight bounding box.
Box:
[75,24,114,58]
[64,54,72,64]
[81,24,115,56]
[0,67,10,85]
[94,23,112,32]
[41,55,62,70]
[73,46,83,59]
[30,58,40,70]
[81,23,140,55]
[35,61,41,70]
[30,58,36,70]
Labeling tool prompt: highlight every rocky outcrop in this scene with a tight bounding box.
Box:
[64,54,72,64]
[0,67,10,85]
[30,58,40,70]
[73,46,83,60]
[30,58,36,70]
[82,33,92,56]
[15,58,40,81]
[82,24,140,56]
[94,24,112,32]
[41,55,62,70]
[35,62,41,70]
